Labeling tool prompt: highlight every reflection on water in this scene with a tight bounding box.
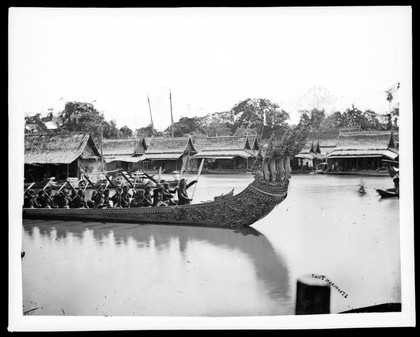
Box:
[22,219,291,316]
[21,174,400,317]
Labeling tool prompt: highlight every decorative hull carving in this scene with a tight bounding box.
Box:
[22,176,289,228]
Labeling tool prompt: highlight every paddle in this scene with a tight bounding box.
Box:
[40,181,58,208]
[157,167,162,185]
[56,182,68,194]
[120,171,134,188]
[105,175,116,189]
[84,175,102,193]
[24,182,36,195]
[191,158,205,202]
[142,171,161,187]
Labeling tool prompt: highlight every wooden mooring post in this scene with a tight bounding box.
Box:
[295,274,331,315]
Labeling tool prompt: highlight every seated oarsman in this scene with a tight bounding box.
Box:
[121,185,131,208]
[130,189,145,207]
[143,185,153,207]
[161,182,177,205]
[23,189,37,208]
[176,179,197,205]
[103,189,113,208]
[68,189,78,208]
[111,187,124,208]
[92,185,105,208]
[152,186,167,207]
[38,187,56,208]
[35,190,45,208]
[54,188,72,208]
[87,190,96,209]
[72,189,88,208]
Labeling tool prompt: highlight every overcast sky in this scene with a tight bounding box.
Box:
[9,7,411,130]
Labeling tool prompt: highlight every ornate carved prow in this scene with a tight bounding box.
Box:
[254,122,310,184]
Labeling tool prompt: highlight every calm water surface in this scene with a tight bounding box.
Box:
[22,174,400,316]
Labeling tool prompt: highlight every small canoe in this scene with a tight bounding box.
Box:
[376,188,399,198]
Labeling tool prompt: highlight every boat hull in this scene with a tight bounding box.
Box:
[22,177,289,228]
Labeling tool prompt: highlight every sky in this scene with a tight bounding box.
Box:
[9,7,411,130]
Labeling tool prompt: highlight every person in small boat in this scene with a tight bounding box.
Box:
[161,181,177,205]
[358,184,366,194]
[390,176,399,195]
[72,189,88,208]
[23,189,37,208]
[176,178,197,205]
[121,185,131,207]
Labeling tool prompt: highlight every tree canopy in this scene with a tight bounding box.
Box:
[24,97,397,142]
[58,101,105,140]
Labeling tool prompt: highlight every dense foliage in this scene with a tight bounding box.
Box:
[24,97,399,141]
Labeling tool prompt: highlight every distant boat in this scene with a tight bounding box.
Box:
[376,188,398,198]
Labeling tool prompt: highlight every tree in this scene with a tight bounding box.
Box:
[361,109,381,130]
[299,108,326,129]
[102,119,121,139]
[230,98,290,139]
[24,113,50,134]
[135,124,163,138]
[164,116,202,137]
[59,101,105,140]
[119,126,133,138]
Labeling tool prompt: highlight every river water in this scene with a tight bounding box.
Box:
[21,173,400,316]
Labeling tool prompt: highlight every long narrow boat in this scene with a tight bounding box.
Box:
[22,176,289,228]
[22,125,310,228]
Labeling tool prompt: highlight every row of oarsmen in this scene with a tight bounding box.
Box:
[23,179,198,209]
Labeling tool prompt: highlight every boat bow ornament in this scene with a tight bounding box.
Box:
[23,124,310,228]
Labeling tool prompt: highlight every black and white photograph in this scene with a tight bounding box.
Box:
[8,6,414,330]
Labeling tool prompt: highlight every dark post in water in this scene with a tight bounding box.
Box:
[295,274,331,315]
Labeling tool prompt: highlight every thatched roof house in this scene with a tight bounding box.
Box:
[143,136,197,172]
[296,128,339,158]
[145,137,196,160]
[25,132,100,164]
[192,135,257,171]
[193,135,255,160]
[24,132,102,181]
[324,130,399,160]
[247,135,260,152]
[102,138,147,164]
[191,136,208,153]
